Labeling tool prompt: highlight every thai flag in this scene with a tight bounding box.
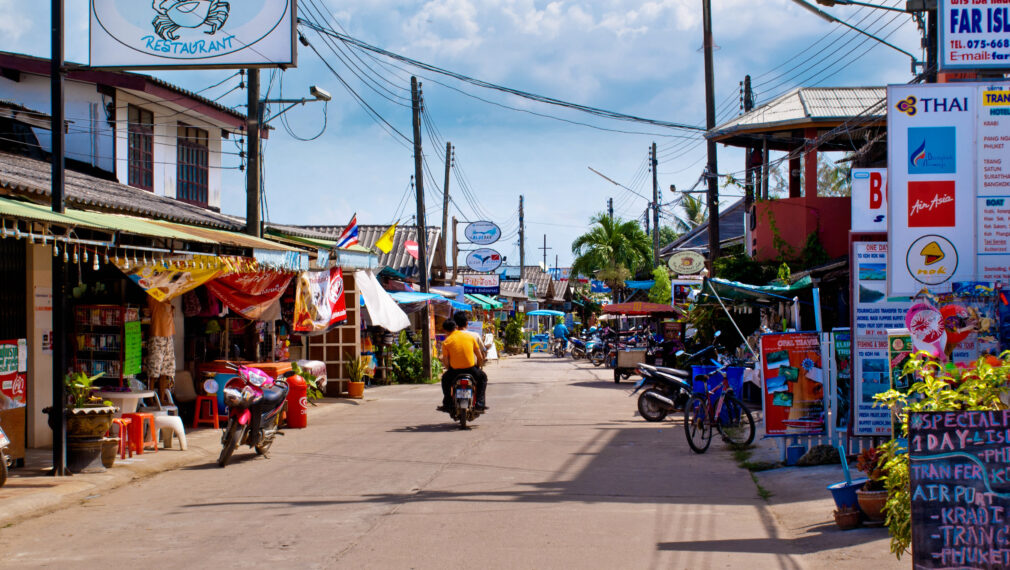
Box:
[335,214,359,248]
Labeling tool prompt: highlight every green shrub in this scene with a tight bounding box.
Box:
[390,331,441,384]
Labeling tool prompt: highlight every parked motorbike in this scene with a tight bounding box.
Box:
[569,337,587,360]
[552,337,566,358]
[0,424,10,487]
[214,363,289,467]
[631,364,693,422]
[449,372,483,429]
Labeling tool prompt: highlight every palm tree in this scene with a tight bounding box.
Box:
[675,194,708,233]
[571,214,652,293]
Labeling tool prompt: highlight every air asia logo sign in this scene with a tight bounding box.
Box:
[465,248,502,272]
[908,127,956,174]
[91,0,293,65]
[907,181,956,227]
[906,235,958,286]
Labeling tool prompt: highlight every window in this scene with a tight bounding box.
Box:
[127,105,153,191]
[177,123,209,206]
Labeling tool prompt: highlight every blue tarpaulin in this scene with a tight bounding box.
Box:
[624,280,655,290]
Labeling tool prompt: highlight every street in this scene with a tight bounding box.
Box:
[1,355,890,569]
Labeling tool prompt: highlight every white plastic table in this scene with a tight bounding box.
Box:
[94,390,154,416]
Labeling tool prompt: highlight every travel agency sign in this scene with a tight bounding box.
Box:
[89,0,296,68]
[464,221,501,245]
[886,82,1010,295]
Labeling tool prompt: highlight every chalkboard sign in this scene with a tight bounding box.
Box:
[123,321,141,377]
[909,411,1010,568]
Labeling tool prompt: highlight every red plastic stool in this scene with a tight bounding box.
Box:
[109,417,133,460]
[122,412,158,454]
[193,395,224,429]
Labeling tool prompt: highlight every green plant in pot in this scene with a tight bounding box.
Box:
[855,446,889,523]
[43,372,119,474]
[345,353,369,398]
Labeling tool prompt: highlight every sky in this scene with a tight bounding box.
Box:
[0,0,924,267]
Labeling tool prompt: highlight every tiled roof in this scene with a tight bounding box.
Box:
[495,267,555,301]
[552,279,569,303]
[0,150,242,229]
[708,87,885,140]
[303,224,441,280]
[661,199,746,255]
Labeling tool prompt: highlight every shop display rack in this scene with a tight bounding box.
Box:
[73,304,141,383]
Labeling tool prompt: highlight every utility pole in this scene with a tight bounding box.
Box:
[926,6,937,83]
[452,216,459,283]
[702,0,721,266]
[644,207,650,236]
[246,68,261,237]
[651,141,660,268]
[539,235,552,269]
[50,0,68,476]
[411,76,431,381]
[519,195,525,276]
[440,141,452,282]
[607,197,614,218]
[742,76,756,213]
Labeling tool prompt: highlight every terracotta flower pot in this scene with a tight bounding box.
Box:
[834,509,861,530]
[347,381,365,399]
[856,487,889,522]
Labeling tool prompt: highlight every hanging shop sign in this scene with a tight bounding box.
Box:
[887,82,1010,295]
[462,273,500,295]
[0,339,27,410]
[293,267,347,334]
[759,332,826,437]
[666,250,706,275]
[206,271,293,320]
[89,0,296,69]
[465,248,503,272]
[938,0,1010,71]
[831,329,851,433]
[123,321,142,377]
[908,411,1010,568]
[464,221,501,245]
[114,254,223,302]
[850,168,887,232]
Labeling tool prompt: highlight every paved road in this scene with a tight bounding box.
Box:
[1,354,811,569]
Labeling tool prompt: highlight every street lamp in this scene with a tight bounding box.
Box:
[791,0,923,75]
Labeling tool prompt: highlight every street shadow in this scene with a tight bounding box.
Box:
[181,452,261,470]
[569,380,635,390]
[389,423,470,433]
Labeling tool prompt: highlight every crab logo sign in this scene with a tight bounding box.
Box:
[465,248,502,272]
[906,235,958,286]
[90,0,295,69]
[464,221,501,245]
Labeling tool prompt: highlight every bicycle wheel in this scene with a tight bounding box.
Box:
[716,394,756,447]
[684,395,712,454]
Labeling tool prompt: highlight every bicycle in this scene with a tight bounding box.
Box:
[683,362,755,454]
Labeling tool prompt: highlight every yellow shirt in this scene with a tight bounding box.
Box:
[443,330,481,369]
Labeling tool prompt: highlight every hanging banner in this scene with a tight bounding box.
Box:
[465,248,503,272]
[206,271,293,320]
[850,168,888,233]
[938,0,1010,71]
[462,273,500,295]
[114,255,222,302]
[759,332,826,437]
[89,0,296,69]
[293,267,347,334]
[464,221,501,245]
[0,339,27,410]
[831,329,851,433]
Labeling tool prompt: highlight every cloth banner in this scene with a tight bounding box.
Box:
[293,267,347,334]
[355,270,410,332]
[205,271,293,320]
[0,339,27,410]
[114,255,222,302]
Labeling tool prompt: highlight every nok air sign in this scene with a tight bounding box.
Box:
[89,0,296,69]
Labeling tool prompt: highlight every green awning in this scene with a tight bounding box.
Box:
[472,294,503,309]
[464,294,492,309]
[704,276,813,303]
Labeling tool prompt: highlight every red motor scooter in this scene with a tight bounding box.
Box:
[211,363,289,467]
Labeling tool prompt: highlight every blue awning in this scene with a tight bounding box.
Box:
[388,291,445,304]
[624,280,655,290]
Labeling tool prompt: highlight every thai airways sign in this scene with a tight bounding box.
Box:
[89,0,296,69]
[464,221,501,245]
[465,248,502,272]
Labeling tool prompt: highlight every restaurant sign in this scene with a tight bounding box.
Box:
[462,273,500,295]
[89,0,296,69]
[464,221,501,245]
[667,250,706,275]
[465,248,503,272]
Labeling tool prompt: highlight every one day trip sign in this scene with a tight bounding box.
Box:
[90,0,296,69]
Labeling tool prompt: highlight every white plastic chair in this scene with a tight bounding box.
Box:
[154,414,187,450]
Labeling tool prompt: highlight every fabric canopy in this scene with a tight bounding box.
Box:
[624,280,655,290]
[472,294,503,309]
[464,293,503,309]
[527,309,564,317]
[705,276,813,303]
[389,291,446,304]
[602,302,683,317]
[355,270,410,332]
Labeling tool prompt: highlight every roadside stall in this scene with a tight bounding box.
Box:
[601,302,684,382]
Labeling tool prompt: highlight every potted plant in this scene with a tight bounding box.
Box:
[345,354,368,399]
[855,447,889,523]
[43,371,119,473]
[833,505,862,530]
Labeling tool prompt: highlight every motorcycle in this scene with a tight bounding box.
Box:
[449,372,483,429]
[552,337,566,358]
[214,363,289,467]
[569,337,587,360]
[0,424,10,487]
[631,364,693,422]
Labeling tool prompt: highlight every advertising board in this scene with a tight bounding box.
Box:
[89,0,296,69]
[759,332,826,437]
[939,0,1010,71]
[850,168,887,233]
[462,273,500,295]
[464,221,501,245]
[666,250,706,275]
[465,248,503,272]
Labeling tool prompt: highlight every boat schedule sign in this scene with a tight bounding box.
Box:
[940,0,1010,70]
[90,0,296,69]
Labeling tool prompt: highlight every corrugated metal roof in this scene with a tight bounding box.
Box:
[478,267,555,301]
[0,151,243,229]
[709,87,885,140]
[149,221,291,251]
[661,199,747,255]
[302,224,441,279]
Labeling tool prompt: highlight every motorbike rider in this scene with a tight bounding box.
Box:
[552,320,570,351]
[437,313,488,412]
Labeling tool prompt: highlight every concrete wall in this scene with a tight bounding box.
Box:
[752,196,852,262]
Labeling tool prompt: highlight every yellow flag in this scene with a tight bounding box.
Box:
[375,223,397,254]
